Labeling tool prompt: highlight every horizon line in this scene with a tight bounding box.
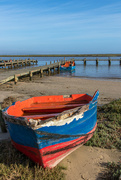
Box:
[0,53,121,57]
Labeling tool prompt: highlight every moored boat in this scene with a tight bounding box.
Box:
[60,61,75,71]
[2,90,99,168]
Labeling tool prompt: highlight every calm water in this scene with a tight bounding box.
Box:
[1,56,121,80]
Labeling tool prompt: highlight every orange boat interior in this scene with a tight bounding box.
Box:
[7,94,92,121]
[62,61,75,68]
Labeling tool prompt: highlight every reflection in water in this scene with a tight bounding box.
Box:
[0,56,121,79]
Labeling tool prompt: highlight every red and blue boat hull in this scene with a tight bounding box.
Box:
[3,91,99,168]
[60,65,75,71]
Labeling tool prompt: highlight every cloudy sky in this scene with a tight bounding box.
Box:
[0,0,121,54]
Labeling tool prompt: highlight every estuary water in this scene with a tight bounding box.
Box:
[1,56,121,80]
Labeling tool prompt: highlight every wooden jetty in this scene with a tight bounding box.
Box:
[0,59,74,85]
[74,58,121,66]
[0,59,38,69]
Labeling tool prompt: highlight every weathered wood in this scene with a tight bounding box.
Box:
[0,59,37,68]
[0,103,7,133]
[108,58,111,66]
[4,63,6,69]
[96,58,98,66]
[40,69,43,77]
[83,58,86,65]
[17,59,19,67]
[14,74,18,84]
[0,60,74,85]
[11,62,13,69]
[29,71,33,80]
[53,67,55,74]
[0,76,14,85]
[58,62,60,73]
[75,58,121,62]
[48,68,51,75]
[28,60,31,66]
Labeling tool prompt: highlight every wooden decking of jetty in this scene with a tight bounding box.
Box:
[74,58,121,65]
[0,59,74,85]
[0,59,38,69]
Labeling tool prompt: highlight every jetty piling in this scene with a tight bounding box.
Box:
[0,59,37,69]
[75,57,121,66]
[96,58,98,66]
[0,59,74,85]
[83,58,86,66]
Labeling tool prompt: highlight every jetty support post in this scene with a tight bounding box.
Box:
[120,58,121,65]
[14,74,18,84]
[48,67,51,76]
[11,62,13,69]
[40,69,43,78]
[28,59,31,66]
[36,60,38,65]
[22,59,24,66]
[53,66,55,74]
[17,59,19,67]
[108,58,111,66]
[58,62,60,73]
[0,103,7,133]
[83,58,86,66]
[4,63,6,69]
[25,59,27,66]
[96,58,98,66]
[29,71,33,81]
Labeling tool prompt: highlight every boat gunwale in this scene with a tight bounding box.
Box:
[2,99,98,129]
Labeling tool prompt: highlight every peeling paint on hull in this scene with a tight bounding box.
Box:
[2,90,99,168]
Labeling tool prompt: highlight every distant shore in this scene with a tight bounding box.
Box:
[0,53,121,57]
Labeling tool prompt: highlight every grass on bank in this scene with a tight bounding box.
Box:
[85,99,121,149]
[0,141,66,180]
[0,98,121,180]
[85,98,121,180]
[104,162,121,180]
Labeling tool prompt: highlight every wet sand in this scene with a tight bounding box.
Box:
[0,76,121,104]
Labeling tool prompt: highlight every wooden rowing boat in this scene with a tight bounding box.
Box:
[60,61,75,71]
[2,90,99,168]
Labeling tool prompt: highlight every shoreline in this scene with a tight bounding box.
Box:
[0,76,121,105]
[1,66,121,82]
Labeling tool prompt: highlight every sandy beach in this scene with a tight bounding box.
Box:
[0,75,121,179]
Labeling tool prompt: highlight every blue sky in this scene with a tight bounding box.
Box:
[0,0,121,54]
